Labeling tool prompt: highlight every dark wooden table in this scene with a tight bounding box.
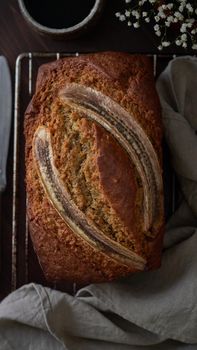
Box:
[0,0,193,300]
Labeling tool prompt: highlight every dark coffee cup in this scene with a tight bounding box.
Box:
[18,0,105,39]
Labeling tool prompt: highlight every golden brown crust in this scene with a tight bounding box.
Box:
[25,52,164,284]
[95,124,137,231]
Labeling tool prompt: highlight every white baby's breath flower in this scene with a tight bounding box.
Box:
[155,30,161,37]
[186,3,193,13]
[173,17,178,23]
[125,10,130,17]
[145,17,150,23]
[187,18,195,24]
[187,23,192,29]
[180,23,187,32]
[179,5,184,12]
[165,21,171,27]
[115,12,121,18]
[127,21,132,26]
[154,24,160,31]
[158,45,163,50]
[192,44,197,50]
[167,16,174,23]
[125,0,131,3]
[154,15,160,22]
[149,0,156,3]
[133,22,140,28]
[175,39,182,46]
[182,42,187,48]
[174,11,183,19]
[143,11,148,17]
[131,10,139,17]
[181,33,187,41]
[160,12,166,19]
[191,29,197,35]
[162,41,170,47]
[119,14,126,21]
[167,3,173,9]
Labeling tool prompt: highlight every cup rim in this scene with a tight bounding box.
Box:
[18,0,104,35]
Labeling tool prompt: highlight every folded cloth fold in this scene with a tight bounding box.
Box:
[1,56,197,349]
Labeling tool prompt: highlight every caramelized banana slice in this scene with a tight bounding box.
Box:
[33,126,146,270]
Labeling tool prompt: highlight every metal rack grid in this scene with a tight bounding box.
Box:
[12,52,179,293]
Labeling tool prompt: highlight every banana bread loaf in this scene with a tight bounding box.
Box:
[25,52,164,284]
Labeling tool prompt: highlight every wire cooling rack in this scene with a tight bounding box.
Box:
[12,52,180,293]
